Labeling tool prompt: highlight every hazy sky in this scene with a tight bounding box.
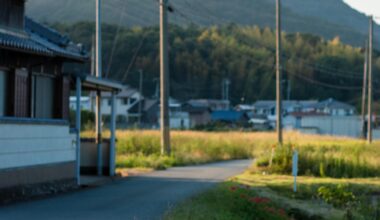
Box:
[344,0,380,23]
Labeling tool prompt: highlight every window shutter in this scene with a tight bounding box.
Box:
[8,69,29,117]
[55,76,70,120]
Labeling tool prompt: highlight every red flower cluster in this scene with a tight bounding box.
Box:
[249,197,271,204]
[229,186,237,192]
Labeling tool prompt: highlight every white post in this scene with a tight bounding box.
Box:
[75,76,82,185]
[109,91,117,176]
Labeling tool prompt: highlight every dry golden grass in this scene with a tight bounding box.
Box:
[82,130,380,173]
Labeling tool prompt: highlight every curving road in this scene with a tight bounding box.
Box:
[0,160,252,220]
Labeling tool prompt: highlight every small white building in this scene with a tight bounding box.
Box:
[69,97,92,111]
[158,98,190,129]
[88,87,143,123]
[284,112,361,138]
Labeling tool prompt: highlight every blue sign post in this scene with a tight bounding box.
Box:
[292,150,298,193]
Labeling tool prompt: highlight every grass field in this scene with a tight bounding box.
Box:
[83,130,380,175]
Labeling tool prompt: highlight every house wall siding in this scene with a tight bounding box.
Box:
[0,123,75,170]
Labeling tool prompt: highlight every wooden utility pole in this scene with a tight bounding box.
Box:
[160,0,171,155]
[138,69,143,127]
[367,16,373,144]
[276,0,283,145]
[361,41,368,139]
[95,0,103,175]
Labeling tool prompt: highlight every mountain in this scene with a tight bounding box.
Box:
[26,0,379,48]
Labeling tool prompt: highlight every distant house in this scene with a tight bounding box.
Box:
[284,112,361,138]
[187,99,230,111]
[313,98,356,116]
[157,98,190,129]
[0,0,88,192]
[252,100,318,128]
[88,87,142,124]
[211,110,249,124]
[252,100,318,117]
[183,102,211,128]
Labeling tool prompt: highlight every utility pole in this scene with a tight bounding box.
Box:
[95,0,103,175]
[138,69,144,127]
[160,0,171,155]
[361,41,368,139]
[367,16,373,144]
[276,0,283,145]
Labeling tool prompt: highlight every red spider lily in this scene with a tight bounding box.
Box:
[264,206,276,214]
[240,194,248,199]
[249,197,271,204]
[229,186,237,192]
[278,209,287,217]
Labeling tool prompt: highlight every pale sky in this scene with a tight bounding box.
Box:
[344,0,380,23]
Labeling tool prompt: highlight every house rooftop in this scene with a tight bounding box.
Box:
[313,98,355,110]
[253,100,318,109]
[0,17,87,61]
[187,99,230,107]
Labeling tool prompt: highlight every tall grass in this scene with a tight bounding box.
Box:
[82,130,380,177]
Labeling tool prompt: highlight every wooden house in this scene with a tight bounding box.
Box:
[0,0,122,195]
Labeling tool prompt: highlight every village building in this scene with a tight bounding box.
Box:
[0,0,123,194]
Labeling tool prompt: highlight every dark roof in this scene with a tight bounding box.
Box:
[211,111,247,122]
[253,100,318,109]
[187,99,230,108]
[312,98,356,110]
[0,17,87,61]
[144,99,159,111]
[289,111,329,117]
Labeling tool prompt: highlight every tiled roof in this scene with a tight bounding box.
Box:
[0,31,52,55]
[312,98,355,110]
[0,17,87,61]
[253,100,318,109]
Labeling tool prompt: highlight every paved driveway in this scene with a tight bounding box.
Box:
[0,160,252,220]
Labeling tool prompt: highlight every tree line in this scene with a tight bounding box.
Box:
[55,22,380,110]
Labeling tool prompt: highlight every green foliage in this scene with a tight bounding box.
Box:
[318,184,356,219]
[165,182,290,220]
[69,110,94,131]
[55,23,380,107]
[255,142,380,178]
[269,144,294,174]
[317,184,356,208]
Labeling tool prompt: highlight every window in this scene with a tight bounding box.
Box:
[123,98,129,105]
[0,70,7,116]
[0,0,24,29]
[32,75,54,119]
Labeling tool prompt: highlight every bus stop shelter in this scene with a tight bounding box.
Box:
[70,72,124,185]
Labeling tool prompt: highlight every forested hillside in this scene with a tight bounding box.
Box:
[56,23,380,108]
[27,0,379,48]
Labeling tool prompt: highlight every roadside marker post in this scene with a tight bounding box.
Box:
[292,150,298,193]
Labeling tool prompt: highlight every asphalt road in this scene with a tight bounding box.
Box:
[0,160,252,220]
